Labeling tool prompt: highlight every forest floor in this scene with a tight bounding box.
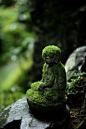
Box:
[67,93,86,129]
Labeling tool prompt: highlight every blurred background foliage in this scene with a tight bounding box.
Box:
[0,0,35,113]
[0,0,86,113]
[0,0,34,64]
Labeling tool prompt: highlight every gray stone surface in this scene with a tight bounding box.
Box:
[0,98,29,128]
[0,97,70,129]
[65,46,86,80]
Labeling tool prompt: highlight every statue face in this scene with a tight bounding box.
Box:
[44,53,59,64]
[44,55,54,64]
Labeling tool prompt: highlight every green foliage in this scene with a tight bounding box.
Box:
[16,0,29,13]
[0,90,25,113]
[0,1,35,113]
[0,58,33,113]
[66,72,86,95]
[0,58,33,90]
[0,5,35,64]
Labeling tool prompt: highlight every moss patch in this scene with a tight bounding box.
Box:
[26,81,59,105]
[42,45,61,59]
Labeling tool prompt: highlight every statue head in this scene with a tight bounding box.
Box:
[42,45,61,64]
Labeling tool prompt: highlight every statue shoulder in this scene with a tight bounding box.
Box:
[53,62,65,74]
[42,63,48,73]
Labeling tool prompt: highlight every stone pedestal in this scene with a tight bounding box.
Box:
[28,103,70,129]
[27,96,67,116]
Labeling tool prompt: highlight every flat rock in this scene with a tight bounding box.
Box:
[0,97,70,129]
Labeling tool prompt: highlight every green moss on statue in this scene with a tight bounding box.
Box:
[26,45,67,106]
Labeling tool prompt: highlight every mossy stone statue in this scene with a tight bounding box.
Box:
[26,45,67,115]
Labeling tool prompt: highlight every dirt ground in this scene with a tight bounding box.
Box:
[67,93,86,129]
